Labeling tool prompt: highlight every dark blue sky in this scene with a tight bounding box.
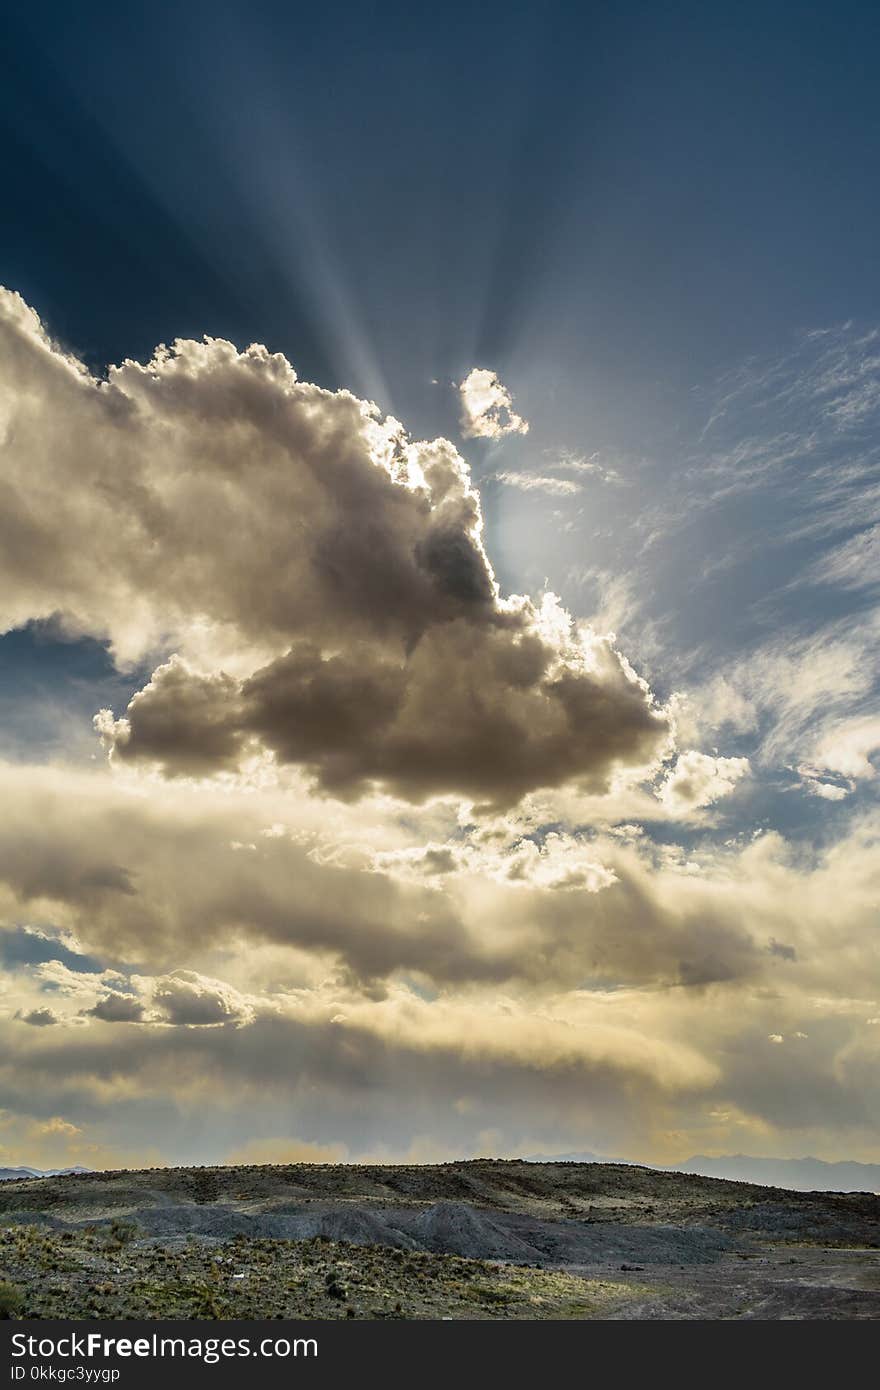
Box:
[3,0,880,416]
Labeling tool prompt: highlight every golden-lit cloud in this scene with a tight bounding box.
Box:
[0,289,669,807]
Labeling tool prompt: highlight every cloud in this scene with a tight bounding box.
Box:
[0,763,497,986]
[489,471,580,496]
[6,761,879,1007]
[371,843,462,878]
[97,608,669,807]
[5,936,880,1168]
[0,290,669,808]
[458,367,529,440]
[3,768,880,1163]
[796,715,880,799]
[803,778,852,801]
[482,833,617,893]
[809,716,880,783]
[150,970,256,1027]
[84,992,146,1024]
[5,292,880,1169]
[0,762,805,997]
[804,524,880,594]
[0,986,720,1169]
[655,750,750,810]
[680,620,880,772]
[486,447,629,497]
[545,449,627,485]
[0,288,503,669]
[15,1007,60,1027]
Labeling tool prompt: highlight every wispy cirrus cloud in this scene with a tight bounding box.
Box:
[488,470,580,496]
[543,448,626,484]
[798,523,880,595]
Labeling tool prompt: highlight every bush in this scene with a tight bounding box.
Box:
[107,1219,139,1246]
[0,1280,24,1319]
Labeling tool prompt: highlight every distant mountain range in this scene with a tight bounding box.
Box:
[0,1166,92,1182]
[525,1151,880,1193]
[673,1155,880,1193]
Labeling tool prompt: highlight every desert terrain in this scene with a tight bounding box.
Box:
[1,1159,878,1320]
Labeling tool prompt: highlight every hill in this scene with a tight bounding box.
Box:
[0,1159,878,1319]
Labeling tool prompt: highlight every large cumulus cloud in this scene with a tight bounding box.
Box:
[96,616,667,805]
[0,289,493,662]
[0,288,669,806]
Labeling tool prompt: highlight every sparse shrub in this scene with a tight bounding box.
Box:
[189,1281,225,1318]
[108,1218,139,1245]
[0,1279,24,1319]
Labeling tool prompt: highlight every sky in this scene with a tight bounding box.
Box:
[0,0,879,1173]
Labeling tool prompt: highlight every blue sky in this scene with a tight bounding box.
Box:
[0,0,879,1170]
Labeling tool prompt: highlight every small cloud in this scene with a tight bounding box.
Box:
[459,367,529,440]
[493,832,616,894]
[84,992,147,1024]
[810,716,880,784]
[656,750,750,811]
[489,471,580,496]
[15,1007,61,1027]
[38,1118,81,1138]
[804,779,851,801]
[371,843,462,878]
[151,970,255,1027]
[768,1033,784,1044]
[546,448,625,484]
